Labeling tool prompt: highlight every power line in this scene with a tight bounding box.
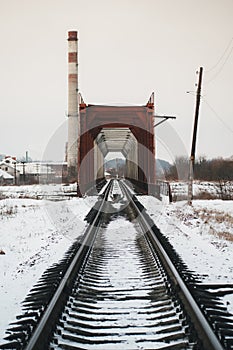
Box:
[202,97,233,134]
[206,37,233,74]
[206,45,233,85]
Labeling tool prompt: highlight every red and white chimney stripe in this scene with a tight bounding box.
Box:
[67,31,79,174]
[68,31,78,116]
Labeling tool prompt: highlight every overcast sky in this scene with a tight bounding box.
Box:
[0,0,232,163]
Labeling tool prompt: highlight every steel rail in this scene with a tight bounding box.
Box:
[25,180,113,350]
[120,180,224,350]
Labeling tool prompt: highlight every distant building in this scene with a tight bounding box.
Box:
[48,162,68,183]
[0,156,20,184]
[0,156,17,168]
[16,162,68,184]
[0,156,68,185]
[17,163,54,184]
[0,169,14,185]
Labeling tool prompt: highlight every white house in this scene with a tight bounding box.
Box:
[0,157,20,184]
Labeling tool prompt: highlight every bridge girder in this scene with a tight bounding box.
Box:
[77,96,155,193]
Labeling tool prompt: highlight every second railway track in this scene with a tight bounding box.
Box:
[1,179,233,350]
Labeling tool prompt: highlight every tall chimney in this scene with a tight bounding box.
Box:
[67,30,79,180]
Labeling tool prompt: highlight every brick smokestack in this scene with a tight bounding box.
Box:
[67,30,79,180]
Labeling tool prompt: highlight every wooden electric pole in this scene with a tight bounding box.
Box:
[188,67,204,205]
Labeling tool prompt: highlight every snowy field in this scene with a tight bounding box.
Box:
[0,194,97,342]
[171,180,233,200]
[0,183,77,199]
[139,196,233,315]
[0,184,233,342]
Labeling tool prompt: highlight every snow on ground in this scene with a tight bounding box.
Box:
[0,183,233,342]
[0,183,77,199]
[139,195,233,315]
[0,195,97,342]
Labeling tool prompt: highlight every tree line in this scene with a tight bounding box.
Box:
[165,156,233,181]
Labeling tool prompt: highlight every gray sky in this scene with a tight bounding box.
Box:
[0,0,233,163]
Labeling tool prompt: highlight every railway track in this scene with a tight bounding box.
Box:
[1,179,233,350]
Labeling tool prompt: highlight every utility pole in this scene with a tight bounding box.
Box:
[22,162,26,185]
[188,67,204,205]
[14,162,17,186]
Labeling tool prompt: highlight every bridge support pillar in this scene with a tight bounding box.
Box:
[94,141,104,180]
